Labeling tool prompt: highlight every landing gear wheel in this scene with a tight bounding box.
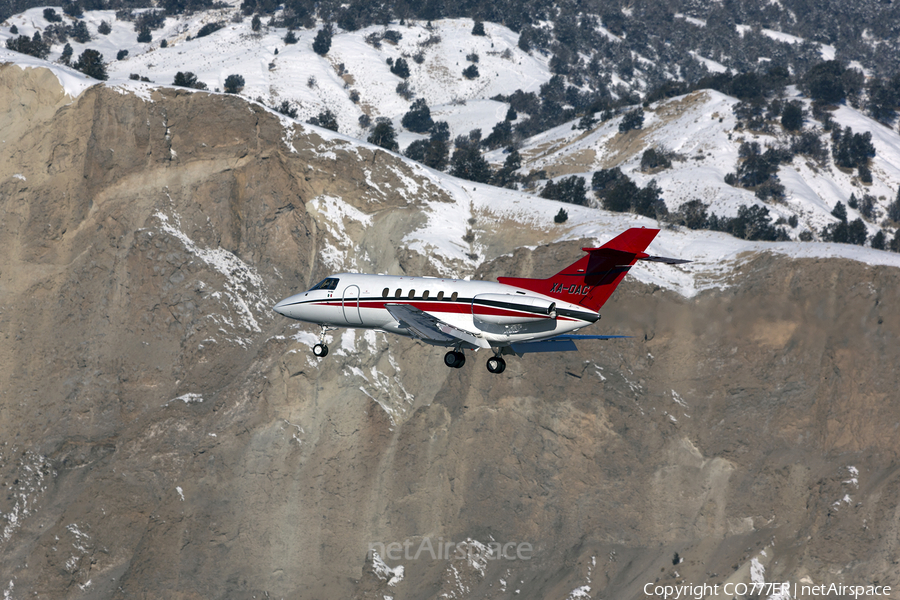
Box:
[486,356,506,374]
[313,343,329,357]
[444,351,466,368]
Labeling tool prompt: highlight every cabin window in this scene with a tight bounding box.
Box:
[437,291,445,300]
[382,288,389,298]
[451,292,458,302]
[408,290,415,299]
[395,288,402,298]
[310,277,340,291]
[422,290,429,299]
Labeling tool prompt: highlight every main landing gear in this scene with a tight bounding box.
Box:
[444,350,466,369]
[486,355,506,374]
[444,350,507,374]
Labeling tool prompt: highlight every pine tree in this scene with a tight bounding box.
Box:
[492,149,522,188]
[781,101,803,131]
[831,201,847,222]
[804,61,845,104]
[554,208,568,223]
[618,107,644,132]
[63,1,83,18]
[423,138,449,170]
[403,140,429,162]
[401,99,433,133]
[223,74,245,93]
[449,144,492,183]
[847,219,867,245]
[73,49,107,80]
[6,33,50,59]
[391,57,410,78]
[173,72,207,90]
[367,121,399,152]
[430,121,450,142]
[309,109,339,132]
[483,120,513,150]
[540,176,588,206]
[887,191,900,223]
[602,179,639,212]
[890,231,900,253]
[313,23,333,55]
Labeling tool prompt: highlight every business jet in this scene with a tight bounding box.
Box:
[273,227,686,373]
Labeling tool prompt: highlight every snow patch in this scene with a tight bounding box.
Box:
[750,557,765,584]
[154,211,270,339]
[371,552,405,587]
[173,393,203,404]
[336,329,357,356]
[1,449,53,543]
[567,586,592,600]
[282,419,304,445]
[307,195,374,271]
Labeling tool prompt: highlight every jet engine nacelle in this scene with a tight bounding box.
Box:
[472,293,557,325]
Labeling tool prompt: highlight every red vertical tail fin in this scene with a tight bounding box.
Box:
[497,228,660,312]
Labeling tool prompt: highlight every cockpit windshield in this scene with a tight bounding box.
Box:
[309,277,340,291]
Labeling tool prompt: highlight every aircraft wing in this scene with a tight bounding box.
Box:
[384,304,491,349]
[508,334,631,355]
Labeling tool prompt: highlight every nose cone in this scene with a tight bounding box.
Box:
[273,292,307,319]
[273,298,289,317]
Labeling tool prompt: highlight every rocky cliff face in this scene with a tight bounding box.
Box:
[1,64,898,599]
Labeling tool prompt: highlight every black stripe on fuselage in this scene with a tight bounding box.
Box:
[471,297,550,316]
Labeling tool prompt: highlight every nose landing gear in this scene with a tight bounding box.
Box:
[311,325,336,358]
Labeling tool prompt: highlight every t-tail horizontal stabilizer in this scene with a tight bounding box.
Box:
[497,228,689,313]
[639,255,692,265]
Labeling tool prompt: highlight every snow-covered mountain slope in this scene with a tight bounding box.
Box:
[5,2,899,254]
[1,5,549,142]
[501,88,900,242]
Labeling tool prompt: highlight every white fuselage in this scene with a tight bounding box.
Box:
[273,273,600,348]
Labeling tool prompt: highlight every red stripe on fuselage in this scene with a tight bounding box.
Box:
[298,299,587,322]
